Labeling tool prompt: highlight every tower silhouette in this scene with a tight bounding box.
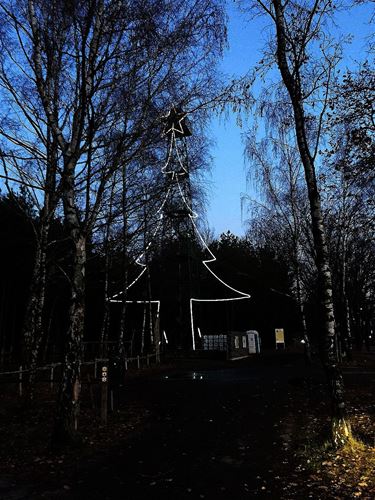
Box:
[159,107,198,349]
[110,107,250,353]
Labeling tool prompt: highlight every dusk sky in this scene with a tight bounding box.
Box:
[206,1,374,237]
[0,2,372,239]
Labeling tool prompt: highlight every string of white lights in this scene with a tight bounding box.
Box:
[174,153,250,351]
[160,130,175,175]
[110,110,250,352]
[174,174,249,299]
[161,130,188,177]
[109,146,175,301]
[109,300,161,305]
[172,131,191,177]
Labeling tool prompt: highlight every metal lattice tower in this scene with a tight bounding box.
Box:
[162,108,194,241]
[159,107,198,349]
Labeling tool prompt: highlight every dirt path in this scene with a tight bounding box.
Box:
[3,351,374,499]
[33,352,320,499]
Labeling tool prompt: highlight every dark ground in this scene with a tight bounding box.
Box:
[1,351,374,499]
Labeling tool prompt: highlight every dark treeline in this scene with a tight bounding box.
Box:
[0,195,300,362]
[4,184,371,365]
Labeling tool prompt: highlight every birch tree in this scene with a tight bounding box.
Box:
[0,0,226,444]
[0,0,64,398]
[242,0,353,445]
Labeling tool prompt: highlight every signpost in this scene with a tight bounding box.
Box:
[275,328,285,349]
[101,365,108,424]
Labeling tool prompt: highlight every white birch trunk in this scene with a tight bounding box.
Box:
[271,0,351,445]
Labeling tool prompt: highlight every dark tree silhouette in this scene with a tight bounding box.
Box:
[242,0,353,445]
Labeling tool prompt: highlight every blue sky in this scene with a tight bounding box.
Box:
[206,1,374,238]
[0,2,372,237]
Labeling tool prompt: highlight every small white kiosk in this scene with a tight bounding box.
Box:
[246,330,261,354]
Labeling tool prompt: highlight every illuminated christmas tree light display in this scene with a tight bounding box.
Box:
[110,107,250,350]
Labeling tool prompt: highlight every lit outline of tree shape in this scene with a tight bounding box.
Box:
[109,123,251,349]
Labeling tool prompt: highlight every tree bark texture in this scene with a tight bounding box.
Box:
[271,0,351,445]
[21,127,58,399]
[118,165,129,359]
[21,218,49,400]
[54,236,86,444]
[53,162,86,444]
[340,188,353,360]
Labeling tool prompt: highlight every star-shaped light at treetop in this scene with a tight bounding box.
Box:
[163,106,192,138]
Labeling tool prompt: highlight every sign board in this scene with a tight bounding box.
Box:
[101,366,108,383]
[275,329,284,343]
[275,329,285,348]
[101,365,108,424]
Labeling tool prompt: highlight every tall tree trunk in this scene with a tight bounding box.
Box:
[53,162,85,446]
[140,306,146,355]
[22,129,58,400]
[339,234,351,359]
[118,165,129,359]
[340,173,352,361]
[43,296,57,363]
[342,289,352,360]
[54,234,86,445]
[292,108,350,446]
[100,247,111,357]
[22,217,50,400]
[100,177,116,355]
[295,258,311,363]
[143,192,154,350]
[272,0,351,446]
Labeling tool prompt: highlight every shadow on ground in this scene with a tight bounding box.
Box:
[36,352,324,499]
